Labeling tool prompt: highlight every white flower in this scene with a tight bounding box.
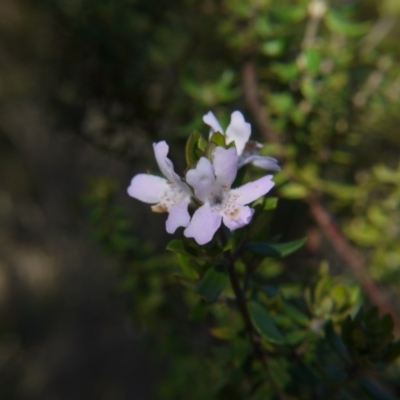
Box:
[203,110,280,171]
[127,141,192,234]
[184,146,275,245]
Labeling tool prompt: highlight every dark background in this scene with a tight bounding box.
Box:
[1,0,400,399]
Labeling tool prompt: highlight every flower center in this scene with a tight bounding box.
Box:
[212,192,224,205]
[152,183,188,213]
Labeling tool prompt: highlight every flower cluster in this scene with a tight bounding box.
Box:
[127,111,279,245]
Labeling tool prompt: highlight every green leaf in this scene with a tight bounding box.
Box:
[269,93,295,115]
[325,320,349,361]
[209,131,226,147]
[205,141,218,160]
[210,326,236,340]
[261,40,285,56]
[272,6,306,22]
[249,302,285,344]
[166,239,194,258]
[252,196,278,210]
[325,11,370,37]
[280,183,309,199]
[300,77,317,100]
[197,134,208,151]
[270,62,299,83]
[185,130,202,166]
[320,180,360,200]
[283,303,309,327]
[286,330,309,345]
[173,273,196,289]
[304,48,321,73]
[166,238,184,252]
[196,267,228,303]
[176,254,198,280]
[245,237,306,258]
[263,197,278,210]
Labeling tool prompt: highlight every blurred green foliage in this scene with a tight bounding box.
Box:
[12,0,400,398]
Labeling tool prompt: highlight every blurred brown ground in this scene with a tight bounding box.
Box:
[0,1,157,399]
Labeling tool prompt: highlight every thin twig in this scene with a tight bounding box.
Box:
[226,261,268,366]
[301,0,326,50]
[360,16,396,54]
[242,61,280,144]
[219,231,289,400]
[219,231,267,367]
[308,197,400,332]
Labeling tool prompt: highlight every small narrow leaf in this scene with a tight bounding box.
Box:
[246,242,280,257]
[249,302,285,344]
[325,320,349,361]
[270,62,299,83]
[210,326,235,340]
[252,196,278,209]
[246,237,306,258]
[325,11,370,37]
[166,239,195,258]
[304,48,321,73]
[286,330,309,345]
[196,267,228,303]
[263,197,278,211]
[283,303,309,327]
[185,130,202,166]
[209,131,226,147]
[280,183,309,198]
[177,254,198,280]
[205,141,218,160]
[197,135,208,151]
[166,239,202,281]
[261,40,285,56]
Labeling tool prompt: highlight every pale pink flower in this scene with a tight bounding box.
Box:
[184,147,275,245]
[127,141,192,234]
[203,110,280,171]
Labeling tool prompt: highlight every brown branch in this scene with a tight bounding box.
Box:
[226,260,268,366]
[301,0,326,50]
[360,16,396,54]
[219,231,267,367]
[219,231,288,400]
[242,61,280,144]
[308,197,400,332]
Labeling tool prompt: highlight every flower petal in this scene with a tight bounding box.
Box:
[238,155,281,171]
[127,174,168,203]
[225,111,251,156]
[153,141,183,185]
[231,175,275,205]
[165,201,191,234]
[212,147,238,188]
[184,204,222,245]
[222,205,254,231]
[203,111,224,138]
[186,157,216,202]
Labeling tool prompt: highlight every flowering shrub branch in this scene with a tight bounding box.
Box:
[128,111,279,244]
[122,110,400,398]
